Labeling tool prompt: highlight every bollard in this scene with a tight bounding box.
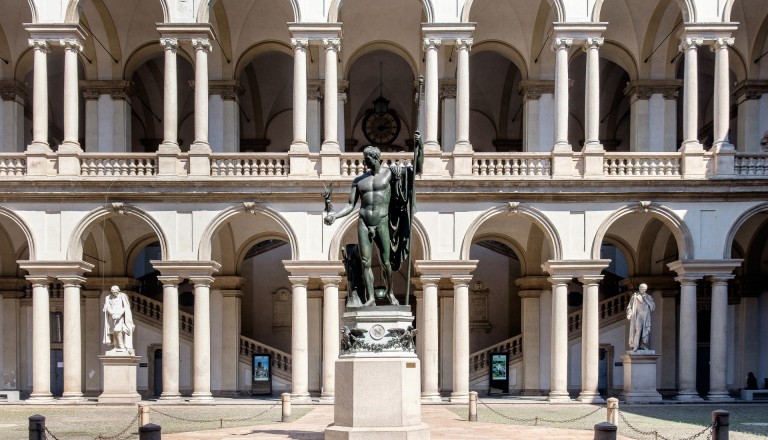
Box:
[469,391,478,422]
[281,393,292,422]
[711,409,729,440]
[28,415,45,440]
[593,421,617,440]
[606,397,619,427]
[138,403,150,427]
[139,423,161,440]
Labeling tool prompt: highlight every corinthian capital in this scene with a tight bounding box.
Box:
[455,38,473,51]
[60,38,84,52]
[159,37,179,51]
[28,39,50,53]
[291,38,309,50]
[678,37,703,52]
[191,38,213,53]
[323,38,341,52]
[551,37,573,51]
[583,37,604,51]
[711,37,734,51]
[423,38,441,51]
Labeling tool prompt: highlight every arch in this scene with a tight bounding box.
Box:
[460,203,563,261]
[675,0,694,22]
[461,0,562,23]
[124,41,195,80]
[722,202,768,259]
[330,0,433,23]
[472,40,529,80]
[591,201,694,261]
[65,0,81,22]
[722,0,737,22]
[27,0,39,23]
[327,211,431,262]
[234,40,293,79]
[343,41,419,80]
[66,204,169,262]
[197,203,300,261]
[125,234,160,277]
[601,233,637,277]
[234,233,292,273]
[470,232,528,274]
[600,40,639,81]
[0,206,37,260]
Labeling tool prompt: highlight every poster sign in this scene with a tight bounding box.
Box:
[489,353,509,394]
[252,354,272,395]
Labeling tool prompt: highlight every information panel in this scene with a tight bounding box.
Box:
[489,353,509,394]
[252,354,272,395]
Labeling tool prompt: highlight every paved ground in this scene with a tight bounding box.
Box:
[3,398,768,439]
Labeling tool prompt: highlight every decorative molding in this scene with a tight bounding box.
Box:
[552,37,573,51]
[519,80,555,101]
[291,38,309,50]
[0,80,28,102]
[159,37,179,51]
[191,38,212,53]
[59,38,83,52]
[439,79,456,99]
[423,38,442,51]
[28,39,50,53]
[679,37,704,52]
[322,38,341,52]
[455,38,473,51]
[583,37,604,51]
[80,80,132,101]
[623,80,681,101]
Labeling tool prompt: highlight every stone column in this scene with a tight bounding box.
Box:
[28,277,53,401]
[221,290,241,396]
[450,275,471,402]
[28,39,51,153]
[680,37,703,151]
[190,276,214,402]
[519,81,555,152]
[209,287,223,395]
[60,277,86,400]
[322,39,340,153]
[440,80,456,153]
[582,37,604,177]
[289,276,310,401]
[759,291,768,387]
[708,275,734,401]
[158,275,182,401]
[0,81,26,153]
[423,38,441,151]
[733,81,768,152]
[209,81,243,153]
[518,289,541,395]
[578,275,604,402]
[290,39,309,152]
[160,38,180,152]
[321,276,341,401]
[548,276,570,401]
[60,38,83,153]
[659,290,678,391]
[711,38,734,151]
[539,287,552,391]
[553,37,572,151]
[676,276,702,401]
[420,275,441,401]
[455,38,472,152]
[190,38,213,175]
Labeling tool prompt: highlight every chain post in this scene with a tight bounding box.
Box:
[138,423,161,440]
[139,403,150,426]
[29,415,45,440]
[711,410,729,440]
[282,393,292,422]
[606,397,618,427]
[468,391,478,422]
[594,421,618,440]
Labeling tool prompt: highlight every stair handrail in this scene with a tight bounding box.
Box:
[127,291,195,334]
[239,335,292,376]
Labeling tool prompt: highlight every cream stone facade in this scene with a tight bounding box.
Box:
[0,0,766,403]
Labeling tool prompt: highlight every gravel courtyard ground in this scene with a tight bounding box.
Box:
[1,398,766,440]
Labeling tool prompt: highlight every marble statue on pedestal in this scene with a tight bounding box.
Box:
[103,285,135,355]
[626,283,655,352]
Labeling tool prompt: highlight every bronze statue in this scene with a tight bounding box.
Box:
[325,132,423,306]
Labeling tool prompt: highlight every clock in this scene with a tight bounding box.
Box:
[362,110,401,145]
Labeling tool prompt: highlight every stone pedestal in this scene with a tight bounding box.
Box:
[620,351,662,404]
[325,306,430,440]
[98,354,141,403]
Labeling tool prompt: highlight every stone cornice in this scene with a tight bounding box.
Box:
[150,260,221,278]
[667,259,743,277]
[421,23,475,41]
[542,259,611,278]
[24,23,87,42]
[282,260,345,278]
[80,80,132,100]
[514,275,551,290]
[18,260,94,278]
[414,260,478,278]
[679,23,738,43]
[287,23,342,42]
[519,80,555,100]
[156,23,214,41]
[0,80,29,101]
[733,80,768,102]
[552,22,607,41]
[623,80,682,100]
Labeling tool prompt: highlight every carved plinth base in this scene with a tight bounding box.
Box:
[620,352,662,404]
[98,355,141,403]
[326,306,430,439]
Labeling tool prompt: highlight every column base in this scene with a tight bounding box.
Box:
[547,391,571,402]
[449,392,469,403]
[158,393,183,402]
[706,391,734,402]
[319,394,335,403]
[291,393,312,403]
[189,392,214,403]
[420,393,442,403]
[26,393,54,403]
[60,393,85,402]
[577,391,604,403]
[676,391,704,402]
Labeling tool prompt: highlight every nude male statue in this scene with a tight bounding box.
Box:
[325,133,423,306]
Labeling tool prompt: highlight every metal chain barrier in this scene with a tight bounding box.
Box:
[149,400,280,428]
[618,408,713,440]
[476,396,604,426]
[93,411,140,440]
[43,424,62,440]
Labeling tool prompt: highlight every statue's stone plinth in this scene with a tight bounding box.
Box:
[98,354,141,403]
[620,351,662,404]
[325,306,430,440]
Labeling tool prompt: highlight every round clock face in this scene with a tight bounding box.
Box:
[362,111,401,145]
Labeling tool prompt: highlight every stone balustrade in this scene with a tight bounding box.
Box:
[239,335,292,379]
[0,150,765,179]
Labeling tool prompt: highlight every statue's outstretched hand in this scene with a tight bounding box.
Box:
[324,213,336,225]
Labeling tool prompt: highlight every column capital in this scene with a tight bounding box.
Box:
[439,79,456,99]
[25,276,52,286]
[189,276,215,287]
[517,290,541,299]
[547,275,572,286]
[423,38,442,51]
[320,276,342,286]
[623,80,682,101]
[583,37,604,50]
[322,38,341,51]
[578,274,604,285]
[711,37,734,51]
[674,275,701,285]
[209,80,244,99]
[307,80,323,100]
[288,276,310,287]
[59,38,83,52]
[733,80,768,102]
[191,38,213,53]
[451,274,473,287]
[57,276,87,287]
[455,38,473,50]
[518,80,555,101]
[157,275,181,286]
[679,37,704,52]
[159,37,179,51]
[708,273,735,284]
[28,39,51,53]
[551,37,573,51]
[419,275,441,286]
[291,38,309,50]
[80,80,132,101]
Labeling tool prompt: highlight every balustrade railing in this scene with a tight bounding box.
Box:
[472,153,551,177]
[239,335,292,376]
[469,334,523,378]
[340,153,412,177]
[735,154,768,176]
[211,154,289,176]
[80,154,157,176]
[0,154,26,176]
[603,153,681,177]
[126,292,194,335]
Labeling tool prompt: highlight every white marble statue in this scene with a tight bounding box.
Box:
[626,283,656,352]
[103,286,135,355]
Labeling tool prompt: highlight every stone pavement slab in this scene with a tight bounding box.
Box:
[164,405,633,439]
